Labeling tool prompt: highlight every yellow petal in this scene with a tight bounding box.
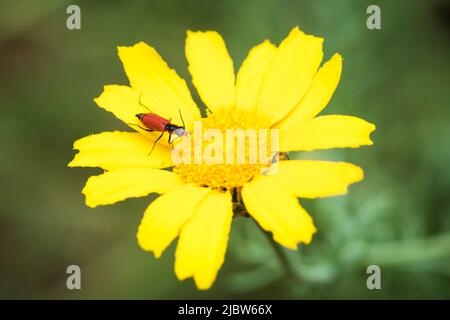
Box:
[235,40,277,112]
[117,42,200,128]
[275,53,343,130]
[137,184,210,258]
[68,131,172,170]
[280,115,376,152]
[175,190,233,290]
[82,168,183,208]
[266,160,363,198]
[242,176,317,249]
[94,85,171,145]
[185,31,235,112]
[256,27,323,126]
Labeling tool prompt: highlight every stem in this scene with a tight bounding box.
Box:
[256,222,299,281]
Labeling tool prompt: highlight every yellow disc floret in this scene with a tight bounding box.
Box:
[174,107,275,190]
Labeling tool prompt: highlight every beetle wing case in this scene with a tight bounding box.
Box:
[141,113,170,132]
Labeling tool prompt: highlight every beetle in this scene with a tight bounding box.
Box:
[129,94,189,154]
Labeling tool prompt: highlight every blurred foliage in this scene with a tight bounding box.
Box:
[0,0,449,299]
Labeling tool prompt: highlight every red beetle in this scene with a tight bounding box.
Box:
[130,94,189,154]
[135,112,188,140]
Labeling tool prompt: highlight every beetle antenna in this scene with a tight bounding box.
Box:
[178,108,185,128]
[138,92,152,112]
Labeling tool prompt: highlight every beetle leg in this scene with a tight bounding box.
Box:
[149,132,165,156]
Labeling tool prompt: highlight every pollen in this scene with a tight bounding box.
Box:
[173,107,275,190]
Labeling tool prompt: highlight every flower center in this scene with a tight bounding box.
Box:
[173,107,276,190]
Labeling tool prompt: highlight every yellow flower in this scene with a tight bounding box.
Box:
[69,27,375,290]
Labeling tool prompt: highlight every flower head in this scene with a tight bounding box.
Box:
[69,27,375,290]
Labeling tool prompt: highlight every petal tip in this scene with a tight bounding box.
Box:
[82,191,97,208]
[117,41,146,52]
[331,52,343,62]
[367,122,376,144]
[93,88,107,104]
[67,159,76,167]
[289,26,323,43]
[116,45,128,55]
[174,264,190,282]
[84,198,97,208]
[137,236,163,259]
[282,241,298,250]
[195,281,213,291]
[290,26,303,35]
[186,29,211,37]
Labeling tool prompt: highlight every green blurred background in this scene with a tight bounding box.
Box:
[1,0,449,299]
